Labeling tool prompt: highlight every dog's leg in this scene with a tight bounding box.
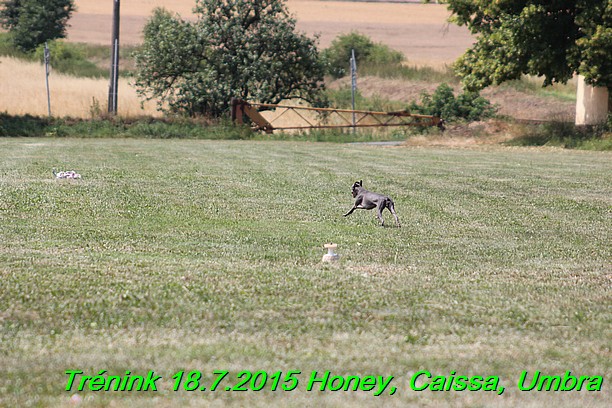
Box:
[376,201,386,226]
[344,196,364,217]
[343,206,357,217]
[388,201,401,227]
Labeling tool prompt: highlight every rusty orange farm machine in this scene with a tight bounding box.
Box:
[230,98,443,134]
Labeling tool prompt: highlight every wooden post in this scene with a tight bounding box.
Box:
[230,99,274,133]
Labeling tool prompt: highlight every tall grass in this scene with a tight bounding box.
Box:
[361,62,459,84]
[0,56,159,118]
[326,87,406,112]
[499,77,577,102]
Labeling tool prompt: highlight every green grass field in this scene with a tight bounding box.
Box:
[1,138,610,407]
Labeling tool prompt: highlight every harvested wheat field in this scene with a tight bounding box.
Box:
[0,57,159,118]
[68,0,474,66]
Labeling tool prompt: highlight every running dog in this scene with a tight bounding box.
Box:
[343,180,401,227]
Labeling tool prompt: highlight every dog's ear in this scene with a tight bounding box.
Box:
[359,180,363,186]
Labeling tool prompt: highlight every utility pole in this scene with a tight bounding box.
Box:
[108,0,120,115]
[350,49,358,133]
[44,42,51,117]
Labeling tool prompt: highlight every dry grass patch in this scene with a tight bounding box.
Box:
[0,57,159,118]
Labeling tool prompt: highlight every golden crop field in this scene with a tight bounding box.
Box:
[68,0,473,66]
[0,57,160,118]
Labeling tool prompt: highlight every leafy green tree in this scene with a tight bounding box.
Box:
[322,32,405,78]
[0,0,76,51]
[0,0,20,27]
[446,0,611,92]
[134,0,327,118]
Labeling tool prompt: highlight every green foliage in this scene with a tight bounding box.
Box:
[322,31,405,78]
[32,40,106,78]
[578,21,612,87]
[0,31,29,58]
[0,33,119,78]
[134,0,327,118]
[447,0,611,91]
[0,112,51,136]
[0,0,76,51]
[0,0,20,27]
[408,83,497,122]
[0,114,238,139]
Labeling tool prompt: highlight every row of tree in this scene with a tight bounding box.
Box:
[1,0,610,120]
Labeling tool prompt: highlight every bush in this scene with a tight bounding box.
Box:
[0,32,30,58]
[322,32,405,78]
[0,112,51,136]
[33,41,107,78]
[408,83,497,122]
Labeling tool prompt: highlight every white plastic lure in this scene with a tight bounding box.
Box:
[53,169,82,179]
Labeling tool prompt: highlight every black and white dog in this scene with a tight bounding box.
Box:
[343,180,401,227]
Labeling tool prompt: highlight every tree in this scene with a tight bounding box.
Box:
[0,0,76,51]
[322,32,405,78]
[446,1,611,92]
[134,0,328,118]
[0,0,20,28]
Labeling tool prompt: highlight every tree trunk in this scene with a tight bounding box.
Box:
[575,75,609,125]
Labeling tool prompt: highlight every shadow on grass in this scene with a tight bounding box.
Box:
[507,120,612,150]
[0,113,249,139]
[0,112,413,142]
[0,112,52,137]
